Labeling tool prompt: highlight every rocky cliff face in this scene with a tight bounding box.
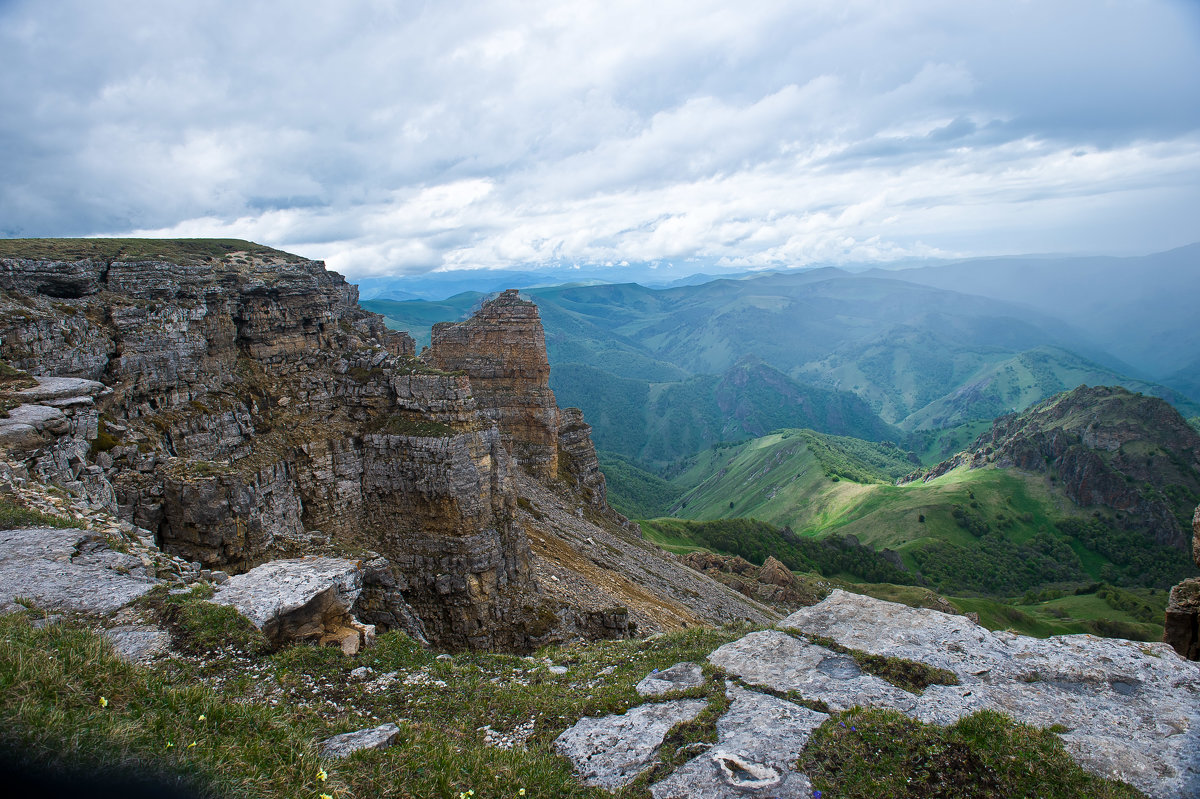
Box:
[427,290,611,510]
[0,248,539,650]
[0,242,758,652]
[428,290,561,480]
[908,386,1200,551]
[1164,506,1200,660]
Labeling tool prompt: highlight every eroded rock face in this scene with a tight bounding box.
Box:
[1163,504,1200,660]
[776,589,1200,799]
[209,557,374,654]
[428,290,560,480]
[0,253,547,651]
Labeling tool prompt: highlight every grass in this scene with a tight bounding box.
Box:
[0,238,302,264]
[799,707,1145,799]
[798,633,959,694]
[0,496,85,530]
[0,602,1149,799]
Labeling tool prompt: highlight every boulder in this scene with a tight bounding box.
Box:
[318,722,402,758]
[0,527,157,615]
[650,684,827,799]
[208,557,374,654]
[756,555,792,587]
[553,698,708,790]
[636,662,705,696]
[775,589,1200,799]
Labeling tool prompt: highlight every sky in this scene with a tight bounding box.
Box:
[2,0,1199,280]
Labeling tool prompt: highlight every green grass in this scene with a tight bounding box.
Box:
[0,238,302,264]
[0,496,85,530]
[0,605,1148,798]
[799,707,1144,798]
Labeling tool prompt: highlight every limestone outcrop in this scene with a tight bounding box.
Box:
[208,557,375,654]
[558,591,1198,798]
[0,249,534,649]
[1164,504,1200,660]
[428,290,561,480]
[775,589,1199,799]
[1,243,767,651]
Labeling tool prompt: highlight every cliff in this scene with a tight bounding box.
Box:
[0,240,767,651]
[907,386,1200,552]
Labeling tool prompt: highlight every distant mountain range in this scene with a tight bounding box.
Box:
[363,244,1200,467]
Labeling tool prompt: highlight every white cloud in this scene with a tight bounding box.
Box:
[2,0,1198,275]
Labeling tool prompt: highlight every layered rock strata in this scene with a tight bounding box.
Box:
[428,290,560,480]
[0,250,532,649]
[1164,505,1200,660]
[2,246,766,651]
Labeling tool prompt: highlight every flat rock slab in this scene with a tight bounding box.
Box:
[0,527,157,615]
[15,376,109,402]
[709,629,918,713]
[104,625,171,663]
[554,698,708,791]
[209,557,363,643]
[650,683,827,798]
[319,722,401,758]
[637,661,705,696]
[779,589,1200,799]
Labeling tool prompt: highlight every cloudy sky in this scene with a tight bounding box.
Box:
[2,0,1198,279]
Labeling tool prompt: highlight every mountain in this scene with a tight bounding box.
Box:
[898,346,1200,431]
[875,243,1200,391]
[551,357,900,467]
[661,387,1200,598]
[366,264,1196,469]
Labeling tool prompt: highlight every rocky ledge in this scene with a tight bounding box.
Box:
[0,245,768,651]
[555,590,1199,798]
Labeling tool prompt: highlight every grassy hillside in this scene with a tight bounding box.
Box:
[0,237,302,263]
[899,346,1200,430]
[665,426,1196,598]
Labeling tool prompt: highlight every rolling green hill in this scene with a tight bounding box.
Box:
[658,388,1200,598]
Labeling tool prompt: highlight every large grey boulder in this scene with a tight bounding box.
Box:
[775,589,1200,799]
[0,527,157,614]
[208,557,374,654]
[319,722,402,758]
[650,683,827,798]
[709,629,918,712]
[554,698,708,790]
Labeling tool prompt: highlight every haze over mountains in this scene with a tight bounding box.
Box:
[364,244,1200,468]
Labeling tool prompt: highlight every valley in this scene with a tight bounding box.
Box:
[368,252,1200,651]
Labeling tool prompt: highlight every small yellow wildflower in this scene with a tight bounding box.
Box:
[198,714,206,721]
[98,696,108,707]
[166,741,174,748]
[519,790,526,796]
[320,795,333,799]
[316,768,328,782]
